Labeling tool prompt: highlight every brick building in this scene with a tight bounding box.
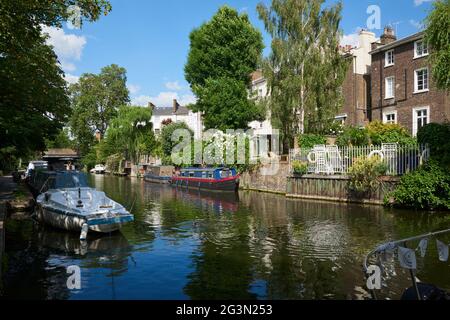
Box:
[338,30,376,126]
[369,27,449,136]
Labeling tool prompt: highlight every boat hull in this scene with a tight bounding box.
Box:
[36,204,133,234]
[144,174,171,184]
[170,176,239,192]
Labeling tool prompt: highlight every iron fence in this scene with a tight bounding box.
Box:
[289,144,430,176]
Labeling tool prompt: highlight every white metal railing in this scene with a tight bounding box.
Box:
[289,144,430,176]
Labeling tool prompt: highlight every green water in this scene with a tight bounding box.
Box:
[1,175,449,300]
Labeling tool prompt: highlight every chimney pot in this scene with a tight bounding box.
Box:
[380,26,397,45]
[173,99,179,113]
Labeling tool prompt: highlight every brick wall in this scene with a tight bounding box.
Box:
[371,40,450,134]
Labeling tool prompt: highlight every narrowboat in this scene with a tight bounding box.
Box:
[170,167,239,192]
[144,166,174,184]
[33,171,134,240]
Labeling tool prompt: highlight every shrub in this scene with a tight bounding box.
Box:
[292,160,309,176]
[417,123,450,169]
[366,121,416,145]
[348,156,387,192]
[386,160,450,210]
[298,134,326,149]
[336,126,369,147]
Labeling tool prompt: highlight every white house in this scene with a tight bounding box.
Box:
[149,99,203,140]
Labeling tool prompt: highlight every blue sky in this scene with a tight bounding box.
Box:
[44,0,437,108]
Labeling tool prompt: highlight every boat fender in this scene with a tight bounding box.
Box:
[80,223,89,241]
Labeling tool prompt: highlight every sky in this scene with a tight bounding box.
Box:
[43,0,437,108]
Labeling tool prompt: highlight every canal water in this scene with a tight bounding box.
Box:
[1,175,449,300]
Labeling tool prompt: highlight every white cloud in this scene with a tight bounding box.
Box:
[414,0,435,6]
[41,26,86,72]
[127,84,141,95]
[64,74,79,84]
[341,32,359,48]
[165,81,183,91]
[132,92,197,108]
[409,19,424,30]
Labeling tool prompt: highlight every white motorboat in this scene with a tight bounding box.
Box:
[90,164,106,174]
[35,171,133,240]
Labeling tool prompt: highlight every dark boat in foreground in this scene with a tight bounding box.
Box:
[170,167,239,192]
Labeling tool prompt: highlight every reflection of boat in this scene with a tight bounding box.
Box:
[144,166,174,184]
[36,226,130,256]
[171,187,239,213]
[34,171,134,240]
[90,164,106,174]
[170,167,239,192]
[364,229,450,300]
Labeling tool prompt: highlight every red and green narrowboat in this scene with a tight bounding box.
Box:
[170,167,240,192]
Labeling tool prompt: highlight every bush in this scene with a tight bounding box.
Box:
[348,156,387,192]
[292,160,308,175]
[417,123,450,169]
[298,134,327,149]
[367,121,416,145]
[387,160,450,210]
[336,126,369,147]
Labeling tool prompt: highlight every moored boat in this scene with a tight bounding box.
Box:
[90,164,106,174]
[34,171,134,240]
[170,167,239,192]
[144,166,174,184]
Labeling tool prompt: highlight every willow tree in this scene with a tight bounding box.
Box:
[257,0,347,150]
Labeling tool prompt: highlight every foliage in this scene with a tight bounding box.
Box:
[45,128,73,150]
[348,156,387,193]
[417,123,450,168]
[298,134,327,149]
[193,77,265,131]
[424,0,450,90]
[336,126,369,147]
[185,5,264,130]
[366,121,416,145]
[257,0,347,151]
[100,106,155,164]
[0,0,111,171]
[387,160,450,210]
[69,64,130,155]
[292,160,309,176]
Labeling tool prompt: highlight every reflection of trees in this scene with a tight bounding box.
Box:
[0,223,5,295]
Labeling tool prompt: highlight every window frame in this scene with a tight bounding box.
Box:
[412,106,430,136]
[385,49,395,67]
[385,76,395,99]
[414,67,429,93]
[383,110,398,124]
[414,40,429,59]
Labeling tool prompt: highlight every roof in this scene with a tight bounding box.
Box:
[180,167,231,172]
[43,149,80,159]
[152,106,190,116]
[369,31,424,55]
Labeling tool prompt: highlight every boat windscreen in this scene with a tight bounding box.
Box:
[50,172,89,189]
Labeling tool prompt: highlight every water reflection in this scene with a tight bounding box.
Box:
[1,175,449,300]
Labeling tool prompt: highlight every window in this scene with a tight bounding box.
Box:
[154,129,160,135]
[413,106,430,136]
[414,40,429,58]
[385,77,395,99]
[385,50,394,67]
[414,68,429,93]
[383,111,397,124]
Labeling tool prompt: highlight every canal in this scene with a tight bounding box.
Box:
[1,175,449,300]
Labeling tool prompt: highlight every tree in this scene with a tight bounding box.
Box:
[0,0,111,170]
[100,106,155,164]
[160,122,194,159]
[257,0,347,151]
[424,0,450,91]
[45,128,73,150]
[70,64,130,155]
[185,6,264,130]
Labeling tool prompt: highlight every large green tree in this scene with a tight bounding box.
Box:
[0,0,111,170]
[69,64,130,155]
[424,0,450,91]
[99,106,155,164]
[185,6,265,130]
[257,0,347,151]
